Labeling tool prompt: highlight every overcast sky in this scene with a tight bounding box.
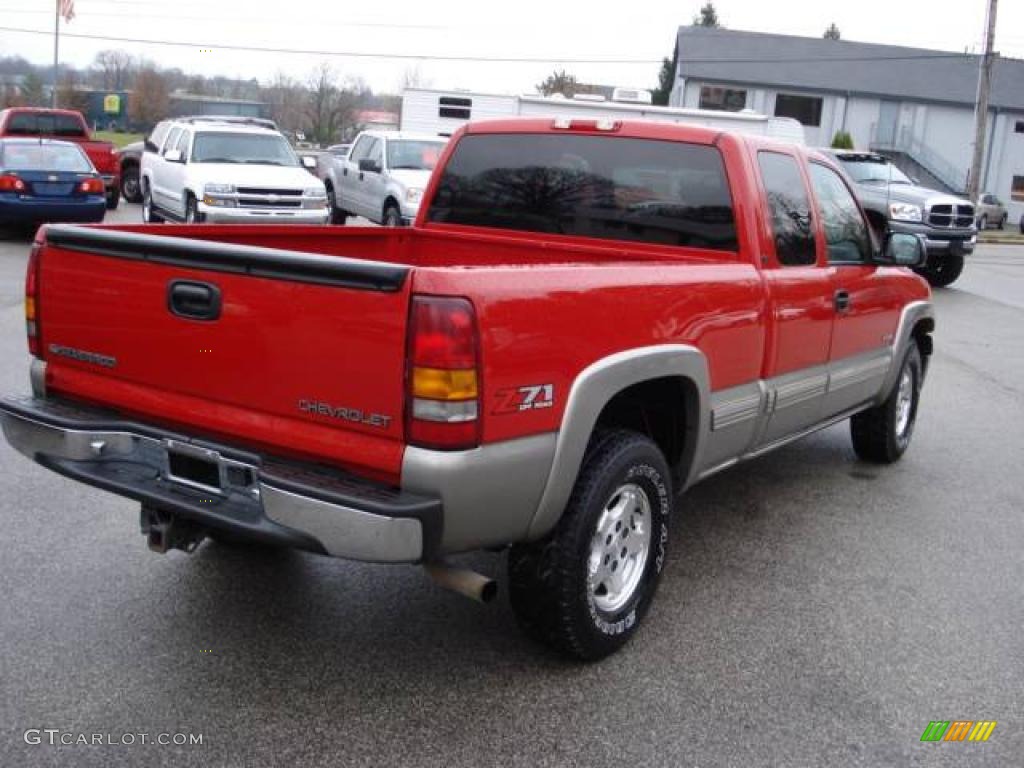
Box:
[2,0,1022,95]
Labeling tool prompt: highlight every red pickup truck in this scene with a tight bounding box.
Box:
[0,108,121,209]
[1,118,934,660]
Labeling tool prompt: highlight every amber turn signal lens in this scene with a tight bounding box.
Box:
[411,367,478,401]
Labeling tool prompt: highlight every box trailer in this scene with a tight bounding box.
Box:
[400,87,805,144]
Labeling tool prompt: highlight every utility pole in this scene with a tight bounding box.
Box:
[51,0,59,107]
[968,0,998,200]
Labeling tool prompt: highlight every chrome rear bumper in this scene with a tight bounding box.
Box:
[0,395,439,563]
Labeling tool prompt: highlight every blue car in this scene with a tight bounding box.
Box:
[0,138,106,226]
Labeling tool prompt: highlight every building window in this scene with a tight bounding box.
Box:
[439,97,471,120]
[774,93,823,127]
[1016,121,1024,134]
[1012,176,1024,202]
[699,86,747,112]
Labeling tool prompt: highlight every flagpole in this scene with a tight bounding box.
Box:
[52,0,59,107]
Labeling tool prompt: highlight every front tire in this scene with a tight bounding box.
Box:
[184,194,202,224]
[383,203,403,227]
[850,342,923,463]
[918,252,964,288]
[326,184,346,225]
[508,430,672,660]
[142,182,163,223]
[121,165,141,203]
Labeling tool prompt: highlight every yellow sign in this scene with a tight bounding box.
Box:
[103,94,121,114]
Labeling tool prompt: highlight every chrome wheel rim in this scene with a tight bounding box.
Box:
[142,191,151,221]
[895,368,914,437]
[123,174,139,200]
[588,483,652,613]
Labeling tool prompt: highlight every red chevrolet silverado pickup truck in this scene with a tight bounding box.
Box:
[1,118,934,659]
[0,108,121,209]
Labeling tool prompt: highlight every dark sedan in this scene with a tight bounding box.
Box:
[0,138,106,226]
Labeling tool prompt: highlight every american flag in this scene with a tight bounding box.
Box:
[59,0,75,22]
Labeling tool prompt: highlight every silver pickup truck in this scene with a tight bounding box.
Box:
[329,130,447,226]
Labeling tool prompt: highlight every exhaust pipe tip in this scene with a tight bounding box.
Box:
[425,562,498,604]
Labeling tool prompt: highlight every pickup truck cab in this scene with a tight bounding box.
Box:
[824,150,975,287]
[140,117,328,225]
[2,118,933,660]
[0,108,121,209]
[334,130,446,225]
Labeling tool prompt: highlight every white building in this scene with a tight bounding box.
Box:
[670,26,1024,218]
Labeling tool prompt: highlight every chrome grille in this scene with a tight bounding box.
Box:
[927,203,974,228]
[235,187,303,209]
[236,188,301,196]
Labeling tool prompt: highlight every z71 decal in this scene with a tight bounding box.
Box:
[493,384,555,415]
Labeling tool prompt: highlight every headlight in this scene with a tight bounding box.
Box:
[889,202,922,222]
[304,187,327,198]
[405,188,424,204]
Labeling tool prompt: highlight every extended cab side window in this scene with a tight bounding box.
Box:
[426,133,737,251]
[809,163,872,264]
[757,151,816,266]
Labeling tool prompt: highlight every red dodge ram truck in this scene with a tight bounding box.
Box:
[0,108,121,209]
[1,118,934,659]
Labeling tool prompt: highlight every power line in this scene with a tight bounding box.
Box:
[0,25,981,66]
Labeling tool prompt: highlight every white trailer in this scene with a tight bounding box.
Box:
[400,87,805,144]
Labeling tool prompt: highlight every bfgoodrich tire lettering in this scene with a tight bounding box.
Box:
[508,429,672,660]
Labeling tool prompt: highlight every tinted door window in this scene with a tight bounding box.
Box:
[809,163,872,264]
[348,136,372,163]
[757,151,816,266]
[365,139,383,169]
[162,126,182,155]
[174,129,190,159]
[426,133,737,251]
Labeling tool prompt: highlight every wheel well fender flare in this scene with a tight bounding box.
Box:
[880,300,934,397]
[525,345,710,540]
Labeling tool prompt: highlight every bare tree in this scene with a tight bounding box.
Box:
[93,49,135,90]
[56,70,90,114]
[306,63,349,145]
[264,72,308,137]
[536,69,582,97]
[19,71,46,107]
[129,67,170,128]
[400,65,431,92]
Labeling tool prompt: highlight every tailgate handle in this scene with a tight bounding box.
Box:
[168,280,221,321]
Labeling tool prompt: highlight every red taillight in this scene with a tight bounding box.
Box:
[0,174,27,192]
[26,237,43,357]
[406,295,480,450]
[79,178,104,194]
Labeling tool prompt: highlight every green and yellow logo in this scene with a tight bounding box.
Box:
[920,720,997,742]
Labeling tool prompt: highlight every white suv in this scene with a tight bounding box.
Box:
[140,118,329,225]
[334,131,447,225]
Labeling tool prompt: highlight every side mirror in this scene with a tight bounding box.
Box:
[358,158,381,174]
[879,232,927,267]
[301,155,316,169]
[164,149,183,163]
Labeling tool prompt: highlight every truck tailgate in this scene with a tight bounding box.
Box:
[36,225,412,479]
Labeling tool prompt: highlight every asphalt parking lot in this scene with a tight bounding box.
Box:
[1,205,1021,767]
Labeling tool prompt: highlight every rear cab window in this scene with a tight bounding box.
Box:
[5,112,86,138]
[426,133,738,251]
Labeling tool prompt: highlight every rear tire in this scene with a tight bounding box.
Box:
[105,188,120,210]
[508,430,672,660]
[978,214,988,230]
[142,182,163,223]
[997,214,1006,230]
[850,343,922,463]
[918,252,964,288]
